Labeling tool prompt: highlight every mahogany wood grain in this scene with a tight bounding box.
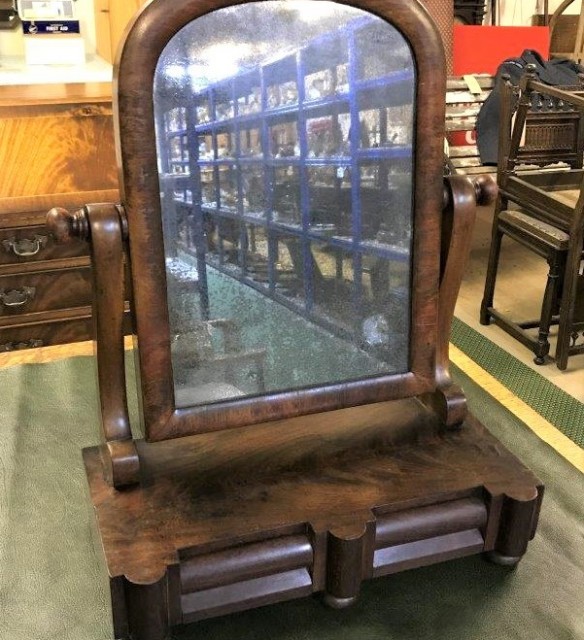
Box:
[0,190,120,351]
[0,267,93,315]
[86,204,139,486]
[0,305,132,352]
[0,189,119,218]
[46,203,139,485]
[0,225,88,265]
[0,83,112,108]
[115,0,446,441]
[180,535,313,593]
[65,1,544,637]
[0,89,117,199]
[426,174,497,425]
[0,97,119,349]
[84,407,542,638]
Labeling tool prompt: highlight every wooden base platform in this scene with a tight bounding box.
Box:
[84,398,542,640]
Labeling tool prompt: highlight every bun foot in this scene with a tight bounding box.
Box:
[323,593,358,609]
[485,550,522,567]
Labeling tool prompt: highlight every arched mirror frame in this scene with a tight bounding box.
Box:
[115,0,446,442]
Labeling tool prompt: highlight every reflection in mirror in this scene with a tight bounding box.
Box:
[153,1,415,408]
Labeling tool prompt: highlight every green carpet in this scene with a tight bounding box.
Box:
[0,355,583,640]
[451,316,584,448]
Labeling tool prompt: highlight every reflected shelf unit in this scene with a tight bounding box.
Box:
[157,15,414,346]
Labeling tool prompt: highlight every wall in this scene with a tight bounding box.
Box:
[2,1,584,60]
[0,0,96,59]
[494,0,582,26]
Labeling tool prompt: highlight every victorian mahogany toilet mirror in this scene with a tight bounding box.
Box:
[47,1,541,639]
[119,0,445,446]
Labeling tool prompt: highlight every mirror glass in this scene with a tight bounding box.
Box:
[153,0,415,408]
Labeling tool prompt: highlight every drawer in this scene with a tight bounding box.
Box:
[0,224,88,265]
[0,307,133,351]
[0,315,93,351]
[0,268,92,316]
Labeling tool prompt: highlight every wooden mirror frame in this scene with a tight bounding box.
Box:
[115,0,446,442]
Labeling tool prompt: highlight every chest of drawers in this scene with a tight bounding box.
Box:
[0,190,121,352]
[0,82,124,352]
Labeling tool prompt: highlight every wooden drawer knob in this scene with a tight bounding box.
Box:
[46,207,89,243]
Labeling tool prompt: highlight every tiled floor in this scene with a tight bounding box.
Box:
[455,203,584,403]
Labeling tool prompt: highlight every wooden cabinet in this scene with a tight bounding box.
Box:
[0,83,120,351]
[0,83,117,198]
[0,190,119,351]
[94,0,148,64]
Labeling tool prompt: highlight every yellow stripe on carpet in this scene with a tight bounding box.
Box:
[450,344,584,474]
[0,336,135,368]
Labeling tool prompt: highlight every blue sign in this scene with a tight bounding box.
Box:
[22,20,80,35]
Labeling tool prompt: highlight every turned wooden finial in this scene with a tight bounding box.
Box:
[442,174,498,210]
[473,174,498,206]
[46,206,90,243]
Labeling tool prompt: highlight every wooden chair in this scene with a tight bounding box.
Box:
[480,66,584,369]
[549,0,584,63]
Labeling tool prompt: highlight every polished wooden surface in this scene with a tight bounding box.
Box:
[427,175,495,426]
[0,191,120,352]
[85,405,541,639]
[0,77,119,351]
[0,82,112,108]
[71,1,542,637]
[0,84,117,199]
[116,0,446,441]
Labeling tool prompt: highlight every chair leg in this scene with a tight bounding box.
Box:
[555,241,583,371]
[480,196,508,326]
[480,231,504,326]
[533,251,564,364]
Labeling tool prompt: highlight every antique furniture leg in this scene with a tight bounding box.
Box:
[479,196,505,327]
[112,574,173,640]
[554,218,584,370]
[47,204,140,487]
[484,488,542,567]
[535,250,565,365]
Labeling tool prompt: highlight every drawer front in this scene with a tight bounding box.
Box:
[0,268,92,316]
[0,316,93,351]
[0,224,88,265]
[0,309,132,351]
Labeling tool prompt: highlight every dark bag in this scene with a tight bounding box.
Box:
[476,50,584,165]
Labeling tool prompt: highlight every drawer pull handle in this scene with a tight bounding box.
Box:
[0,287,36,308]
[2,235,49,257]
[0,339,44,352]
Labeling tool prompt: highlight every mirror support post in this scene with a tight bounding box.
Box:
[47,204,140,488]
[422,175,497,428]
